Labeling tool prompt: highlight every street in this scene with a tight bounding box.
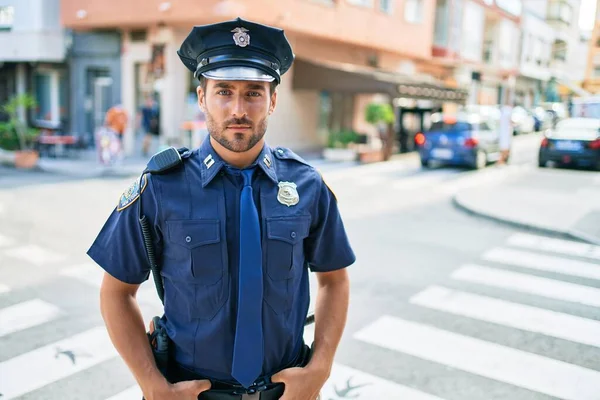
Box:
[1,134,599,400]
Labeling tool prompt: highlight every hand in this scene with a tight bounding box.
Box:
[271,366,327,400]
[145,379,211,400]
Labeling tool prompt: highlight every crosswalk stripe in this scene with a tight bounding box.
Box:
[0,326,117,399]
[482,247,600,280]
[322,363,445,400]
[354,316,600,400]
[410,286,600,348]
[0,299,63,337]
[507,233,600,261]
[61,265,162,307]
[451,264,600,307]
[4,244,66,266]
[0,283,10,294]
[303,326,443,399]
[105,385,143,400]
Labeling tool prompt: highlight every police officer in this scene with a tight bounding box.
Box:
[88,17,355,400]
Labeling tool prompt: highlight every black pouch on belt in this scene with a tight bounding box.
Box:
[147,316,171,378]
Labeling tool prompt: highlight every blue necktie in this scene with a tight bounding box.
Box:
[231,168,264,388]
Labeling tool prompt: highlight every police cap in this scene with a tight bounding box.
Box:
[177,17,294,84]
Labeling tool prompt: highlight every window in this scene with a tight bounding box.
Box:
[379,0,393,13]
[0,6,14,31]
[547,0,572,25]
[347,0,372,6]
[33,69,65,125]
[405,0,423,23]
[594,66,600,78]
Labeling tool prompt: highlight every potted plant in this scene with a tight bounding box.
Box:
[365,102,396,161]
[0,94,41,169]
[323,129,360,162]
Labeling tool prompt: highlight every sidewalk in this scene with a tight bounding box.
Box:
[453,166,600,245]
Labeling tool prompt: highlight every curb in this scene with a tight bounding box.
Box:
[452,195,600,246]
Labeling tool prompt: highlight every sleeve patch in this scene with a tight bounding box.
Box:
[117,174,148,212]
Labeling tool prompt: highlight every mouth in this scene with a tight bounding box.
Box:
[227,125,252,130]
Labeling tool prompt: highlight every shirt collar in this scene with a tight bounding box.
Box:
[199,136,278,187]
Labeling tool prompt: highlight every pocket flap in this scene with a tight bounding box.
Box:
[266,216,311,245]
[166,219,220,249]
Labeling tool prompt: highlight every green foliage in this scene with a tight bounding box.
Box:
[327,129,361,149]
[0,94,40,151]
[365,102,395,125]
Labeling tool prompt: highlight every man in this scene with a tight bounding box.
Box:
[138,95,160,157]
[88,17,355,400]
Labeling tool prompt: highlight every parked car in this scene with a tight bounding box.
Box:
[417,113,501,170]
[538,118,600,170]
[511,106,535,135]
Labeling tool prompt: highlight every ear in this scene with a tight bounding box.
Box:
[269,89,277,115]
[196,85,206,112]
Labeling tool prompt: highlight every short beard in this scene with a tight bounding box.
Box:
[205,110,268,153]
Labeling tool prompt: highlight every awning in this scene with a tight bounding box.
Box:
[292,59,469,104]
[557,79,590,98]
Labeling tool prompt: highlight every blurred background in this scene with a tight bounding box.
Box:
[0,1,599,400]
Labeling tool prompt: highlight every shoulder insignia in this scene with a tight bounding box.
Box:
[117,174,148,212]
[273,147,311,166]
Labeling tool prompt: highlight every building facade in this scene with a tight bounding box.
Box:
[583,0,600,93]
[61,0,468,156]
[0,0,69,129]
[432,0,522,106]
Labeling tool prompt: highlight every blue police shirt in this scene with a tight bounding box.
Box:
[87,137,356,383]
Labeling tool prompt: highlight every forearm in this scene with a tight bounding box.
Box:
[100,290,167,393]
[307,273,350,376]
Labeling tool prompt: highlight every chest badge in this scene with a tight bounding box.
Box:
[277,181,299,207]
[231,27,250,47]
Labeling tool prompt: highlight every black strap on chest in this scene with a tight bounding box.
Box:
[138,147,188,304]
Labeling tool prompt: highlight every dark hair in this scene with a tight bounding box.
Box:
[198,76,278,97]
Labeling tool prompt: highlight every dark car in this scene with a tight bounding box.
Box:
[539,118,600,170]
[417,114,501,169]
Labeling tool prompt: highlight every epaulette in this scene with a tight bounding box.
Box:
[145,147,192,175]
[272,147,311,167]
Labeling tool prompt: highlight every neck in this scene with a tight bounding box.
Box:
[210,136,264,169]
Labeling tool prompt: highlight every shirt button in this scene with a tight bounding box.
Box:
[185,236,192,243]
[290,231,297,239]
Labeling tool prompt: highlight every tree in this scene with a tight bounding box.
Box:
[365,102,396,161]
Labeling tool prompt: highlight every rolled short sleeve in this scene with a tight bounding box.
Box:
[87,174,163,284]
[305,177,355,272]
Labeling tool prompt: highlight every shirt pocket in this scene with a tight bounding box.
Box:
[264,215,311,314]
[162,219,228,321]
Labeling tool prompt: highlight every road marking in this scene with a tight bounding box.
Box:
[0,234,15,247]
[4,245,66,266]
[410,286,600,348]
[0,326,117,399]
[506,233,600,261]
[105,385,143,400]
[0,299,63,337]
[354,316,600,400]
[61,264,162,307]
[303,326,443,399]
[0,284,10,294]
[61,264,105,287]
[322,363,445,400]
[451,264,600,307]
[482,247,600,281]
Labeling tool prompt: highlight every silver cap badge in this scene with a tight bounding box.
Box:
[277,182,299,207]
[231,27,250,47]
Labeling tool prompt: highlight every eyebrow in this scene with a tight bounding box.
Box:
[212,82,266,91]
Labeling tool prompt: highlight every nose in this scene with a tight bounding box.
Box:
[231,94,247,119]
